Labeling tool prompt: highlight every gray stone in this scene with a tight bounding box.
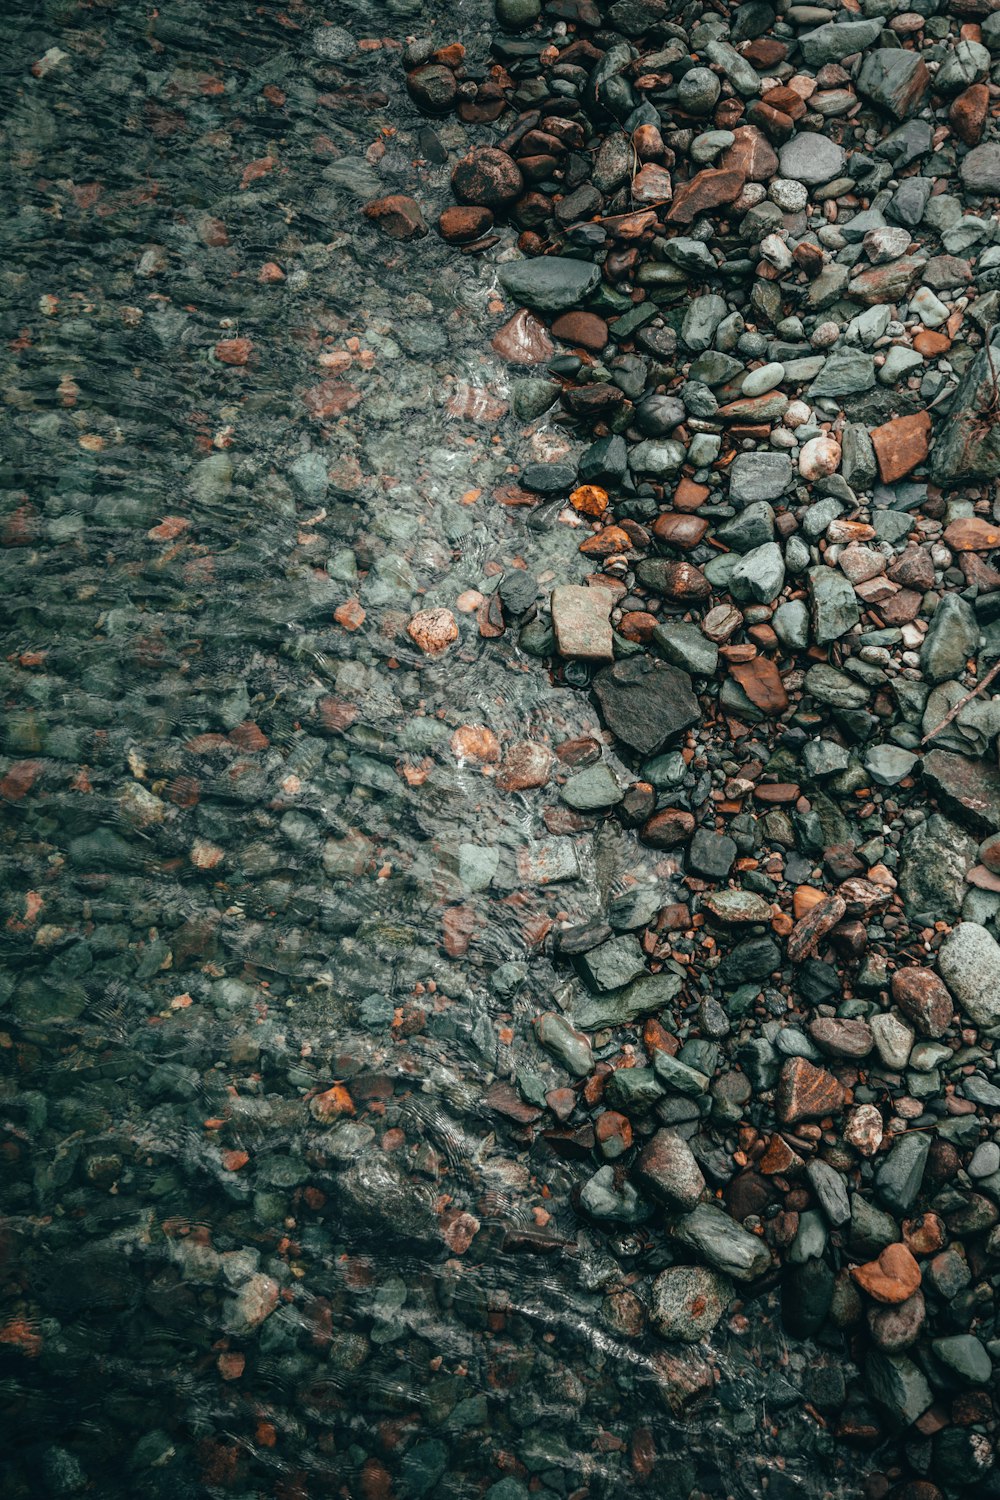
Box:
[889,176,932,229]
[533,1013,593,1078]
[572,970,683,1031]
[922,750,1000,835]
[899,812,976,920]
[805,663,870,709]
[938,922,1000,1029]
[682,293,727,352]
[653,1049,710,1097]
[688,828,737,879]
[560,764,623,810]
[575,935,647,993]
[729,452,792,502]
[672,1204,772,1282]
[865,745,919,786]
[677,66,720,116]
[774,598,810,650]
[875,1131,930,1215]
[778,132,846,185]
[857,49,929,120]
[919,595,979,684]
[652,621,719,677]
[593,656,700,756]
[651,1266,732,1342]
[797,19,883,67]
[729,542,785,605]
[808,566,860,644]
[807,1159,851,1227]
[809,351,876,398]
[961,144,1000,197]
[714,500,775,553]
[497,256,601,312]
[841,424,878,490]
[580,1165,651,1223]
[865,1352,933,1427]
[637,1129,706,1212]
[932,1334,992,1386]
[930,341,1000,485]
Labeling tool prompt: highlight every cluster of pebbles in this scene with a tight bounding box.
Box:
[385,0,1000,1489]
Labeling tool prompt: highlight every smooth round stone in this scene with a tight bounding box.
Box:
[678,67,721,115]
[691,129,735,164]
[778,133,846,185]
[742,361,785,397]
[769,178,809,213]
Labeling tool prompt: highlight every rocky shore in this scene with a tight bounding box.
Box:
[4,0,1000,1497]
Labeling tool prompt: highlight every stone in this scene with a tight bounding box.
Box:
[930,343,1000,485]
[809,566,860,644]
[870,412,931,483]
[937,922,1000,1029]
[807,1159,851,1227]
[363,194,427,240]
[919,594,978,685]
[875,1131,930,1215]
[797,19,884,67]
[560,764,623,810]
[580,1165,651,1223]
[960,143,1000,196]
[808,351,876,398]
[778,133,845,185]
[408,608,459,655]
[652,621,719,677]
[864,746,918,787]
[857,49,929,120]
[865,1352,933,1427]
[497,256,601,313]
[922,751,1000,835]
[637,1129,706,1211]
[452,148,523,207]
[551,585,614,661]
[891,968,953,1039]
[932,1334,992,1386]
[575,935,646,993]
[868,1291,925,1354]
[729,452,792,503]
[729,543,785,605]
[671,1204,771,1282]
[533,1013,593,1078]
[592,656,700,757]
[688,828,737,879]
[777,1057,846,1125]
[666,168,745,224]
[651,1266,731,1342]
[852,1244,922,1305]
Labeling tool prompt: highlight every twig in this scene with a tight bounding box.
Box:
[920,655,1000,745]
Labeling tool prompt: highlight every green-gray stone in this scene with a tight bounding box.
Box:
[497,256,601,313]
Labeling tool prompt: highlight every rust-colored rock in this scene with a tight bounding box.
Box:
[438,205,494,243]
[729,658,788,715]
[673,478,711,511]
[407,607,459,655]
[580,524,633,557]
[363,194,428,241]
[550,310,609,351]
[496,741,553,792]
[569,484,608,518]
[870,411,931,483]
[942,516,1000,552]
[787,893,847,963]
[491,308,554,365]
[215,337,253,365]
[651,512,708,549]
[666,168,745,224]
[640,808,695,849]
[451,147,524,207]
[721,125,779,182]
[891,968,954,1038]
[630,162,673,204]
[777,1057,846,1125]
[852,1243,922,1305]
[950,82,989,146]
[913,328,951,357]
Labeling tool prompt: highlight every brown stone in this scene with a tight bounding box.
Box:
[761,85,807,122]
[580,524,633,558]
[902,1212,946,1256]
[742,38,788,68]
[729,658,788,715]
[618,610,658,643]
[551,584,613,661]
[640,808,695,849]
[777,1057,846,1125]
[550,310,609,352]
[746,100,794,142]
[793,240,825,278]
[891,968,954,1038]
[870,411,931,484]
[496,741,553,793]
[848,257,926,306]
[913,329,951,357]
[852,1243,922,1305]
[787,893,847,963]
[867,1290,926,1353]
[721,125,779,182]
[451,147,524,208]
[651,512,708,549]
[673,478,711,511]
[491,308,554,365]
[950,82,989,146]
[438,205,494,243]
[215,337,253,365]
[569,484,608,518]
[362,194,427,241]
[407,607,458,655]
[942,516,1000,552]
[630,162,673,204]
[808,1017,874,1059]
[640,559,712,600]
[889,545,935,590]
[665,168,745,224]
[760,1133,803,1175]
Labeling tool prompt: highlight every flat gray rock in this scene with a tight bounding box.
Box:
[938,922,1000,1028]
[497,256,601,312]
[778,132,845,184]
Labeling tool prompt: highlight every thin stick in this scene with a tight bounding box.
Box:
[920,655,1000,745]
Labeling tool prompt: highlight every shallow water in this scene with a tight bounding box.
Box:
[0,3,873,1496]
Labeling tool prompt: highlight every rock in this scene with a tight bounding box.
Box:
[777,133,845,185]
[408,608,459,655]
[452,148,524,207]
[870,412,931,483]
[651,1266,732,1342]
[440,205,495,243]
[865,1351,933,1427]
[572,970,683,1032]
[937,922,1000,1028]
[637,1129,706,1211]
[932,1334,992,1385]
[864,746,918,787]
[960,142,1000,196]
[868,1291,925,1354]
[497,256,602,312]
[919,594,978,684]
[808,351,875,398]
[892,968,954,1039]
[729,542,785,605]
[580,1165,651,1223]
[806,1159,851,1227]
[922,752,1000,834]
[798,19,883,67]
[857,49,930,120]
[652,621,719,677]
[729,452,792,502]
[930,342,1000,485]
[363,194,427,240]
[575,935,646,992]
[592,656,700,756]
[666,168,746,224]
[852,1244,922,1305]
[875,1132,930,1215]
[560,764,623,810]
[672,1204,771,1282]
[808,1018,872,1061]
[808,566,860,644]
[534,1013,593,1077]
[551,585,614,661]
[777,1057,846,1125]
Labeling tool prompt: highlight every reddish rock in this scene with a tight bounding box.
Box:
[808,1017,874,1059]
[787,893,847,963]
[721,125,779,182]
[550,310,609,351]
[870,411,931,483]
[777,1058,846,1127]
[215,337,252,365]
[913,329,951,358]
[666,168,745,224]
[852,1243,922,1305]
[551,584,613,661]
[673,478,711,511]
[595,1110,633,1160]
[848,257,926,306]
[888,545,935,590]
[942,516,1000,552]
[651,512,708,549]
[892,968,954,1038]
[407,63,457,114]
[640,808,695,849]
[438,205,494,243]
[407,608,459,655]
[496,741,553,792]
[902,1212,946,1256]
[362,194,428,241]
[868,1290,926,1353]
[579,524,633,558]
[491,308,554,365]
[746,100,794,141]
[793,241,825,278]
[729,658,789,715]
[949,82,989,145]
[451,147,524,207]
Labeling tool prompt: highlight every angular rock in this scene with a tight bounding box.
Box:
[637,1129,706,1211]
[497,257,601,313]
[592,656,700,756]
[551,585,613,661]
[857,50,930,120]
[777,1057,846,1125]
[672,1204,771,1282]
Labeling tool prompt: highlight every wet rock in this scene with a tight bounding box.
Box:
[865,1351,933,1427]
[363,194,427,240]
[551,585,613,661]
[452,147,524,206]
[875,1132,931,1216]
[637,1129,706,1211]
[497,256,602,312]
[651,1266,732,1342]
[857,49,929,120]
[672,1204,771,1282]
[592,656,699,756]
[852,1244,922,1305]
